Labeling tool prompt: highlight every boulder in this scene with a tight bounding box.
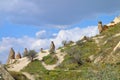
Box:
[94,56,104,64]
[89,55,95,61]
[16,52,22,59]
[7,48,15,64]
[49,41,55,53]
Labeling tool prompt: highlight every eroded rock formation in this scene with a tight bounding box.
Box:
[7,48,15,64]
[16,52,22,59]
[23,48,28,57]
[49,41,55,53]
[0,65,15,80]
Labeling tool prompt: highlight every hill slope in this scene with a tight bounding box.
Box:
[6,22,120,80]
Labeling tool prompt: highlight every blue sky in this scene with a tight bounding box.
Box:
[0,14,116,39]
[0,0,120,63]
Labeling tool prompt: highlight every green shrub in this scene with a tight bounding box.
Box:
[22,60,46,74]
[27,50,37,61]
[43,54,58,65]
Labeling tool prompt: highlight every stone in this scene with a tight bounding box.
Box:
[16,52,22,59]
[89,55,95,61]
[40,48,43,53]
[81,36,88,41]
[94,56,104,64]
[98,21,103,33]
[7,48,15,64]
[49,41,55,53]
[23,48,28,57]
[0,65,15,80]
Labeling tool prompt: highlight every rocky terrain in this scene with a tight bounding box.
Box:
[1,16,120,80]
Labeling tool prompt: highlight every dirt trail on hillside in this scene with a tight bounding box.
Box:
[42,50,66,70]
[7,49,66,72]
[7,57,31,72]
[7,50,50,72]
[22,72,35,80]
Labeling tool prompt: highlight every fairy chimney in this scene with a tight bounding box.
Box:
[23,48,28,57]
[49,41,55,53]
[16,52,21,59]
[98,21,103,33]
[7,48,15,64]
[40,48,43,53]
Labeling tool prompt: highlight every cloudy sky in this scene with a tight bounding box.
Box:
[0,0,120,63]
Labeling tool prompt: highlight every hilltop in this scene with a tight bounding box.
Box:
[1,16,120,80]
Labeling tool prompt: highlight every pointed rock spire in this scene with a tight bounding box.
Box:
[23,48,28,57]
[16,52,22,59]
[7,48,15,64]
[49,41,55,53]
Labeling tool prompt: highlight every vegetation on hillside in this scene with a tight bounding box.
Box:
[22,60,120,80]
[57,38,99,70]
[42,54,58,65]
[25,50,37,61]
[10,23,120,80]
[9,71,29,80]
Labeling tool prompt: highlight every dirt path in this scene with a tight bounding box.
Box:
[7,57,31,72]
[7,50,50,72]
[22,72,35,80]
[42,50,66,70]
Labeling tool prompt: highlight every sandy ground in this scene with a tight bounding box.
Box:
[7,49,66,80]
[7,57,31,72]
[22,72,35,80]
[7,49,66,71]
[42,50,66,70]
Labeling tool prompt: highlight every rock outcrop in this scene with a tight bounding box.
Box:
[98,21,103,33]
[0,65,15,80]
[98,16,120,33]
[16,52,22,59]
[49,41,55,53]
[7,48,15,64]
[40,48,43,53]
[23,48,28,57]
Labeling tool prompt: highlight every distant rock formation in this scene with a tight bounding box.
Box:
[107,16,120,26]
[23,48,28,57]
[40,48,43,53]
[98,21,103,33]
[7,48,15,64]
[49,41,55,53]
[81,36,89,41]
[0,65,15,80]
[98,16,120,33]
[98,21,113,33]
[16,52,22,59]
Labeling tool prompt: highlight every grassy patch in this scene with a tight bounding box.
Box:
[9,71,29,80]
[22,60,46,74]
[57,39,99,69]
[43,54,58,65]
[21,60,120,80]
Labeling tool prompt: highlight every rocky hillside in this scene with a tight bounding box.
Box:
[4,21,120,80]
[0,65,14,80]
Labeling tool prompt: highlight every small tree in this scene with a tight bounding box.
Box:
[27,50,37,61]
[62,40,67,46]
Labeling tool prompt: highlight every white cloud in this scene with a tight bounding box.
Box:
[36,30,46,39]
[51,26,99,48]
[0,26,98,63]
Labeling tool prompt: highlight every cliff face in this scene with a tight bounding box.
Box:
[0,65,14,80]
